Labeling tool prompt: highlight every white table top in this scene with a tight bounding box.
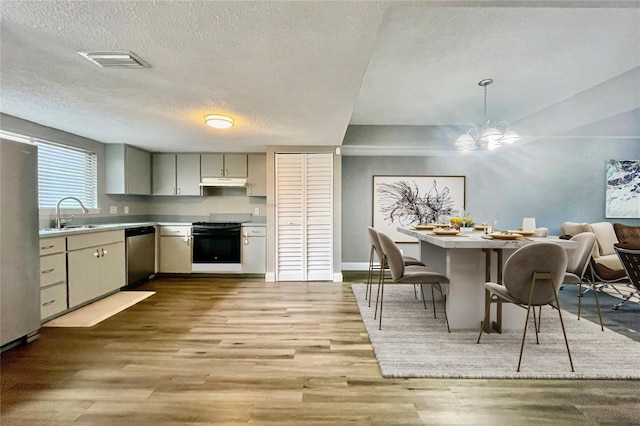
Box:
[398,227,578,250]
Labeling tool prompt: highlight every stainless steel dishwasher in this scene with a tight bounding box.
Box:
[125,226,156,285]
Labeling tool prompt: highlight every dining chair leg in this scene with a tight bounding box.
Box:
[378,282,385,330]
[430,286,437,317]
[374,279,381,319]
[592,282,604,331]
[366,246,374,302]
[477,294,493,343]
[370,259,384,308]
[435,284,450,333]
[577,282,583,320]
[517,304,534,372]
[553,291,575,372]
[419,284,427,309]
[532,306,540,344]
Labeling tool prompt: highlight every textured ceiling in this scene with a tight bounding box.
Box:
[0,1,638,154]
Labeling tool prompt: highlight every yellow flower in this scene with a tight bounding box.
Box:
[450,217,473,225]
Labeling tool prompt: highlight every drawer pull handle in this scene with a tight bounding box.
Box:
[42,268,55,274]
[41,245,55,250]
[93,250,100,258]
[42,300,55,306]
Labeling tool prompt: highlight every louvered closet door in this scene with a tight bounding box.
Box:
[305,153,333,280]
[275,153,333,281]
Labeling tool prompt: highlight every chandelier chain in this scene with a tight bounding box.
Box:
[483,84,488,123]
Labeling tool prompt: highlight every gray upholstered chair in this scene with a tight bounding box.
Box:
[477,242,573,372]
[366,227,424,306]
[376,231,450,332]
[612,243,640,310]
[561,221,626,285]
[562,232,603,330]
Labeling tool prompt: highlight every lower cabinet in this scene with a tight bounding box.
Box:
[242,226,266,273]
[159,225,192,273]
[40,283,67,320]
[67,231,126,308]
[39,237,68,320]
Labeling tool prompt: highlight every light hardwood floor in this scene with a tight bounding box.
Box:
[2,276,639,425]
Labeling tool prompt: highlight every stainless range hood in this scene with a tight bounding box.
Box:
[199,177,247,187]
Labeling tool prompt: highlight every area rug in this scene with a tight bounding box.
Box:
[557,284,640,343]
[43,291,155,327]
[352,284,640,379]
[600,282,640,304]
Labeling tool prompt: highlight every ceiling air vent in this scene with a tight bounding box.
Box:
[77,51,150,68]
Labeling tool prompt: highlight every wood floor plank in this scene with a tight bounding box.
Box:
[2,276,639,425]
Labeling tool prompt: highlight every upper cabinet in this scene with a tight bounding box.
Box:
[201,154,247,178]
[105,144,151,195]
[152,153,201,196]
[246,154,267,197]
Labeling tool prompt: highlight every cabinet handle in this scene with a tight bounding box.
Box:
[177,187,181,195]
[41,245,55,250]
[220,168,224,176]
[41,268,55,274]
[93,250,100,258]
[101,248,107,257]
[225,168,229,176]
[42,300,56,307]
[172,188,176,195]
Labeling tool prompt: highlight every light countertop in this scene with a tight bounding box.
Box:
[398,228,578,249]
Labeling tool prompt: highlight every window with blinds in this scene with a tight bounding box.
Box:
[0,130,97,209]
[36,142,97,208]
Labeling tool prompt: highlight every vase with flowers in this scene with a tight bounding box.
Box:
[450,216,474,230]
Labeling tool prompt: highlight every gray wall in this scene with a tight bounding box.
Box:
[342,135,639,265]
[1,114,266,227]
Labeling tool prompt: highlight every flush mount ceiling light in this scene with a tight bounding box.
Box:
[77,51,150,68]
[455,79,520,152]
[204,114,234,129]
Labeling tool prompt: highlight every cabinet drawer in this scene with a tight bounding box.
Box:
[242,226,266,237]
[40,253,66,288]
[39,237,65,256]
[41,283,67,320]
[160,226,191,237]
[67,230,124,251]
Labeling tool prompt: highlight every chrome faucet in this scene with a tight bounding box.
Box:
[55,197,90,229]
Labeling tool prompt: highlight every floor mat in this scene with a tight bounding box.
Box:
[43,291,155,327]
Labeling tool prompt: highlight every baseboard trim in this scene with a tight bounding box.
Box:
[341,262,370,271]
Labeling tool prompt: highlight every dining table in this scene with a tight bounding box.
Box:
[398,227,578,332]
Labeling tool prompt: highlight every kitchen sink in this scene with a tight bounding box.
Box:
[40,224,111,232]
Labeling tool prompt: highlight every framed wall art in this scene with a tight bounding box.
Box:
[372,175,466,242]
[605,159,640,218]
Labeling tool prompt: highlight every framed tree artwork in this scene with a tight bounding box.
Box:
[372,175,466,242]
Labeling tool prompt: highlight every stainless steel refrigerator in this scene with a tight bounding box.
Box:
[1,139,41,349]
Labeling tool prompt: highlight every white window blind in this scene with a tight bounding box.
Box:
[36,142,97,208]
[0,130,97,209]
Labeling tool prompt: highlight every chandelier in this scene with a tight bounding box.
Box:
[455,79,520,151]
